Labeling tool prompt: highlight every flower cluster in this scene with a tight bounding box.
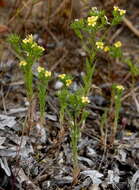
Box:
[22,34,45,54]
[114,6,126,16]
[115,85,124,91]
[59,74,66,79]
[37,66,51,78]
[96,42,110,52]
[66,79,72,87]
[114,41,122,48]
[96,41,104,49]
[95,40,122,56]
[81,96,90,104]
[45,70,51,78]
[58,74,72,87]
[31,43,45,52]
[37,66,45,73]
[87,16,98,27]
[19,60,27,67]
[22,34,33,44]
[104,46,110,52]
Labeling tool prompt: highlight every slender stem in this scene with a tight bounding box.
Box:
[24,66,33,101]
[38,82,47,125]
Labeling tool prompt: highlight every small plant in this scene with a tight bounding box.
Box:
[112,6,126,26]
[8,34,45,133]
[109,40,123,58]
[71,6,126,97]
[66,92,89,181]
[100,108,108,148]
[58,74,72,128]
[99,84,124,148]
[57,74,89,181]
[8,34,44,100]
[68,93,89,162]
[125,58,139,88]
[70,6,126,152]
[110,84,124,146]
[37,66,51,125]
[71,8,106,97]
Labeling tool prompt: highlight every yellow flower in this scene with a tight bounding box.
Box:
[96,41,104,49]
[37,66,45,73]
[59,74,66,79]
[114,6,126,16]
[104,46,110,52]
[22,34,33,44]
[31,43,45,51]
[66,79,72,87]
[19,60,27,67]
[114,6,119,11]
[114,41,122,48]
[116,85,124,91]
[87,16,98,27]
[37,45,45,52]
[81,96,90,104]
[119,9,126,16]
[45,70,51,78]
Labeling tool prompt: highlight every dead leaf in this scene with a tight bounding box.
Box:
[81,170,103,185]
[0,157,11,176]
[0,114,16,130]
[130,170,139,190]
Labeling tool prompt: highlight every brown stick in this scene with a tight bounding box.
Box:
[123,17,139,38]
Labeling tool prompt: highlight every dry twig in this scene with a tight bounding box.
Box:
[123,17,139,38]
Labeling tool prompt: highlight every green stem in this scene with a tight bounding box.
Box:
[24,66,33,101]
[72,120,79,169]
[38,83,47,125]
[112,93,121,144]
